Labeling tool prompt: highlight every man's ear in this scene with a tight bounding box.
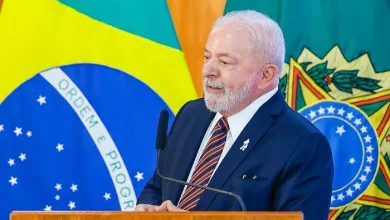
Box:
[262,64,278,80]
[257,64,278,89]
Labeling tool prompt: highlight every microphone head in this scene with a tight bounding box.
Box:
[155,110,169,150]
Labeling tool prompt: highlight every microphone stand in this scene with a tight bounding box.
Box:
[155,149,247,211]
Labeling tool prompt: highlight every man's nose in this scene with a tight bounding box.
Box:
[202,59,219,77]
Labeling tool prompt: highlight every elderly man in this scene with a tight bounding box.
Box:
[135,10,334,220]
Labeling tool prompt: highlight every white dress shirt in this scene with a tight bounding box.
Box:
[178,86,279,202]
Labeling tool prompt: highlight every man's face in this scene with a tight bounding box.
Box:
[202,23,261,113]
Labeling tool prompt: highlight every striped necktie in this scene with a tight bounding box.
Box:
[178,117,229,210]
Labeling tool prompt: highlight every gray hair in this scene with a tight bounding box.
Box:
[212,10,285,75]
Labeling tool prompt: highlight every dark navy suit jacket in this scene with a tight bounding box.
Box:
[137,91,334,220]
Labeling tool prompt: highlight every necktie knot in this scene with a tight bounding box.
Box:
[215,117,229,133]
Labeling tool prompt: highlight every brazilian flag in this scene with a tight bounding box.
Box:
[0,0,196,218]
[224,1,390,219]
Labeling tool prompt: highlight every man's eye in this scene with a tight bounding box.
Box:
[220,60,229,65]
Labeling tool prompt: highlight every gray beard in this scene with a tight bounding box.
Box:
[203,74,257,113]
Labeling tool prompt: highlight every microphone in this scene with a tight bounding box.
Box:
[154,110,247,211]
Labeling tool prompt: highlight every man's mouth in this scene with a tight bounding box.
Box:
[206,85,224,93]
[207,85,222,89]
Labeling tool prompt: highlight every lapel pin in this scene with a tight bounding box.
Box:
[240,139,250,151]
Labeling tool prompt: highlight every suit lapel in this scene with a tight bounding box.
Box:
[167,102,215,205]
[193,91,285,210]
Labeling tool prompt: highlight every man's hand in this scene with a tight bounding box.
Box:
[135,201,187,212]
[134,204,166,212]
[160,200,187,212]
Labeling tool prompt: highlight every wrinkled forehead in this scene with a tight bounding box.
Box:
[206,23,254,58]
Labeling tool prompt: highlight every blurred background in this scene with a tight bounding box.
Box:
[0,0,389,219]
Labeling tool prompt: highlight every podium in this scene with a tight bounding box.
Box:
[10,211,303,220]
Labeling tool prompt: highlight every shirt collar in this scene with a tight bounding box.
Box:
[210,87,278,141]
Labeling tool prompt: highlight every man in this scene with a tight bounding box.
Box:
[135,10,334,220]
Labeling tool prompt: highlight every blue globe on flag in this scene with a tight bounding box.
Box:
[0,64,174,218]
[300,101,379,208]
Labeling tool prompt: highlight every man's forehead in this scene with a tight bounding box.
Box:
[206,28,251,56]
